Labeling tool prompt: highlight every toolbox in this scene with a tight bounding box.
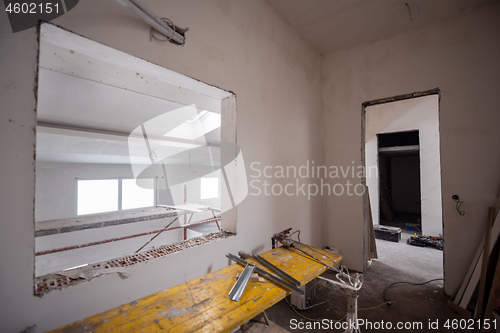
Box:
[374,225,401,243]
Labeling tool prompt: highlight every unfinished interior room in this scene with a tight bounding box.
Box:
[1,0,499,332]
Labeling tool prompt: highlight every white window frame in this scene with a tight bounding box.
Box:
[75,177,158,216]
[200,177,220,200]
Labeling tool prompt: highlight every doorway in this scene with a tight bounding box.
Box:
[378,130,421,230]
[362,91,444,277]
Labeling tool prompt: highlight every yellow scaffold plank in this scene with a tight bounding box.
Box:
[50,244,342,333]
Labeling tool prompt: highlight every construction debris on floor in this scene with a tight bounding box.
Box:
[265,227,479,332]
[449,199,500,327]
[407,234,444,250]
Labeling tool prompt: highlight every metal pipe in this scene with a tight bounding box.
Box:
[253,254,301,286]
[292,244,336,270]
[226,253,304,295]
[135,217,179,253]
[116,0,186,45]
[284,241,340,272]
[36,218,221,256]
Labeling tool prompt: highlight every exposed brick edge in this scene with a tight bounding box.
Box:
[35,231,231,296]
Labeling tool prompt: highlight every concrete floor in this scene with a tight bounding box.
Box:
[261,216,478,332]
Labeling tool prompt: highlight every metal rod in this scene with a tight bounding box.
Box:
[36,218,221,256]
[226,253,304,295]
[253,254,301,286]
[229,263,256,302]
[291,243,338,271]
[135,217,179,253]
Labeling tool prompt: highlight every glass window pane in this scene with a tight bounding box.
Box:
[77,179,118,215]
[201,178,219,199]
[122,178,155,210]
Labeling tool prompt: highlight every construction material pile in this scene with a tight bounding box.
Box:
[407,234,443,250]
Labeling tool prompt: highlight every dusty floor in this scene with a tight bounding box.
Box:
[259,214,478,332]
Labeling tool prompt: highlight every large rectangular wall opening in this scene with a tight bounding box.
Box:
[34,23,240,293]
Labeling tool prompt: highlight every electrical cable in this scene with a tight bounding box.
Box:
[405,3,420,21]
[297,290,339,311]
[284,282,345,324]
[285,297,346,323]
[294,240,337,267]
[358,301,392,311]
[304,293,338,310]
[383,278,443,305]
[150,18,177,43]
[285,297,320,322]
[117,0,187,45]
[286,292,392,322]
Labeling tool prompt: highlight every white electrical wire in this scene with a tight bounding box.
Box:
[117,0,187,45]
[150,18,175,42]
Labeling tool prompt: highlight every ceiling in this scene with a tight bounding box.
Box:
[266,0,498,54]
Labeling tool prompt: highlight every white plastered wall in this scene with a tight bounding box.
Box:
[0,0,322,331]
[36,162,136,221]
[365,95,443,236]
[322,3,500,294]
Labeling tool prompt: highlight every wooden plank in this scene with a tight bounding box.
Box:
[455,210,500,305]
[482,252,500,332]
[367,191,378,260]
[454,245,482,304]
[447,300,471,319]
[476,207,495,320]
[49,246,342,333]
[494,196,500,221]
[459,212,500,308]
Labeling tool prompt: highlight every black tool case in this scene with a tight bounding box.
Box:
[374,225,401,242]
